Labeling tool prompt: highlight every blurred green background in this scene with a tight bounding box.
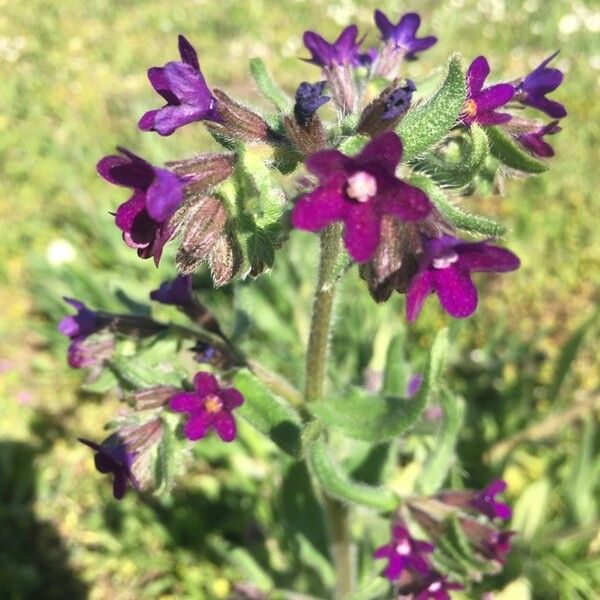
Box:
[1,0,599,598]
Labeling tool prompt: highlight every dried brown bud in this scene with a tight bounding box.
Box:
[166,153,235,197]
[102,314,167,337]
[208,232,240,287]
[132,386,179,411]
[283,114,327,155]
[323,64,355,115]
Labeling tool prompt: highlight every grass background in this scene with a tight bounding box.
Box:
[1,0,599,598]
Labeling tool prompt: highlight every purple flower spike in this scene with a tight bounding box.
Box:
[518,120,561,157]
[303,25,366,68]
[292,132,431,263]
[374,524,435,582]
[515,51,566,119]
[374,11,437,59]
[414,573,464,600]
[97,147,184,264]
[471,479,512,521]
[139,35,220,136]
[79,438,138,500]
[463,56,514,126]
[59,298,102,340]
[150,275,194,307]
[406,235,520,322]
[169,372,244,442]
[294,81,331,126]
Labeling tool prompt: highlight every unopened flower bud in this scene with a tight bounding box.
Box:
[133,386,180,411]
[166,153,236,197]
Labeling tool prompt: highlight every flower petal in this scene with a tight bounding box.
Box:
[112,471,128,499]
[291,183,347,232]
[305,149,349,180]
[213,411,237,442]
[406,270,434,322]
[178,34,200,71]
[145,167,183,222]
[456,243,520,272]
[184,411,213,441]
[147,67,179,104]
[474,84,514,112]
[343,202,382,262]
[357,132,402,174]
[221,387,244,409]
[193,371,220,395]
[467,56,490,96]
[169,392,201,413]
[432,265,478,318]
[380,179,431,221]
[475,110,512,125]
[374,10,395,40]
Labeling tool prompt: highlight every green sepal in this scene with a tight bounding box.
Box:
[249,57,293,113]
[410,173,508,237]
[338,134,370,155]
[232,368,303,457]
[397,54,466,162]
[486,125,549,173]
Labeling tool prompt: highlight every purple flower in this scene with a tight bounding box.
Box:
[382,79,416,120]
[291,132,431,262]
[460,518,515,564]
[79,438,138,500]
[414,573,464,600]
[374,524,435,582]
[303,25,366,68]
[150,275,194,307]
[463,56,514,126]
[406,235,520,321]
[471,479,512,521]
[374,11,437,59]
[97,147,184,265]
[139,35,220,136]
[169,372,244,442]
[59,298,103,340]
[518,120,561,157]
[515,51,566,119]
[294,81,331,126]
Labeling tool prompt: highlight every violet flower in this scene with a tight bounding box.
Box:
[79,438,138,500]
[97,147,184,265]
[294,81,331,126]
[374,524,435,582]
[291,132,431,263]
[406,235,520,321]
[303,25,367,68]
[374,11,437,59]
[169,372,244,442]
[518,120,561,157]
[460,518,515,564]
[515,51,566,119]
[413,573,464,600]
[59,298,103,340]
[139,35,220,136]
[463,56,514,126]
[471,479,512,521]
[150,275,194,307]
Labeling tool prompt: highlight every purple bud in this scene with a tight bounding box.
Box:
[150,275,194,307]
[382,79,416,120]
[294,81,331,126]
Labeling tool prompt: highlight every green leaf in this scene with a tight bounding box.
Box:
[306,433,398,511]
[410,173,507,237]
[155,421,177,495]
[311,329,449,442]
[338,134,370,155]
[382,329,409,397]
[397,55,466,161]
[349,574,390,600]
[249,57,293,113]
[232,368,303,457]
[108,353,185,390]
[486,126,549,173]
[418,390,465,494]
[80,368,118,394]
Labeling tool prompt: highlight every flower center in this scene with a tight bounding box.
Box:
[429,582,442,592]
[395,539,411,556]
[204,394,223,414]
[464,98,478,117]
[432,252,459,269]
[346,171,377,202]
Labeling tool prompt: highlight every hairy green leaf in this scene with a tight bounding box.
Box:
[383,329,409,397]
[249,57,293,113]
[338,134,370,155]
[486,126,549,173]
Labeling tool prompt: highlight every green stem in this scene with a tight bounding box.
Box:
[304,224,354,600]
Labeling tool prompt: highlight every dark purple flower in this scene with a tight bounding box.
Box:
[150,275,194,307]
[169,372,244,442]
[515,51,566,119]
[471,479,512,521]
[374,11,437,59]
[303,25,366,68]
[139,35,220,136]
[79,438,138,499]
[406,235,520,321]
[460,518,515,564]
[518,120,561,157]
[294,81,331,126]
[413,573,464,600]
[359,47,379,67]
[374,524,435,582]
[463,56,514,126]
[97,147,184,265]
[291,132,431,262]
[382,79,416,120]
[59,298,102,340]
[67,335,115,369]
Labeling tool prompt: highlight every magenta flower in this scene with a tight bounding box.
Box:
[518,120,561,157]
[79,438,138,500]
[150,275,194,307]
[374,524,435,582]
[515,51,566,119]
[169,372,244,442]
[414,573,464,600]
[291,132,431,262]
[303,25,368,68]
[462,56,514,126]
[460,518,515,564]
[139,35,220,136]
[471,479,512,521]
[97,147,184,265]
[374,11,437,59]
[406,235,520,321]
[59,297,103,340]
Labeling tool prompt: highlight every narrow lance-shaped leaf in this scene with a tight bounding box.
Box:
[154,421,177,495]
[485,125,549,173]
[109,355,185,390]
[383,329,409,397]
[249,57,293,113]
[397,54,466,162]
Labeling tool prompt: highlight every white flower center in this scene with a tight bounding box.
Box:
[346,171,377,202]
[432,252,459,269]
[429,582,442,592]
[395,539,411,556]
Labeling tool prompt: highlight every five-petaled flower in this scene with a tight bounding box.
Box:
[291,132,431,262]
[374,11,437,59]
[97,147,184,265]
[150,275,194,308]
[471,479,512,521]
[462,56,514,126]
[169,372,244,442]
[514,51,566,119]
[518,120,561,157]
[139,35,221,136]
[374,523,435,582]
[406,235,520,321]
[79,438,138,500]
[303,25,369,68]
